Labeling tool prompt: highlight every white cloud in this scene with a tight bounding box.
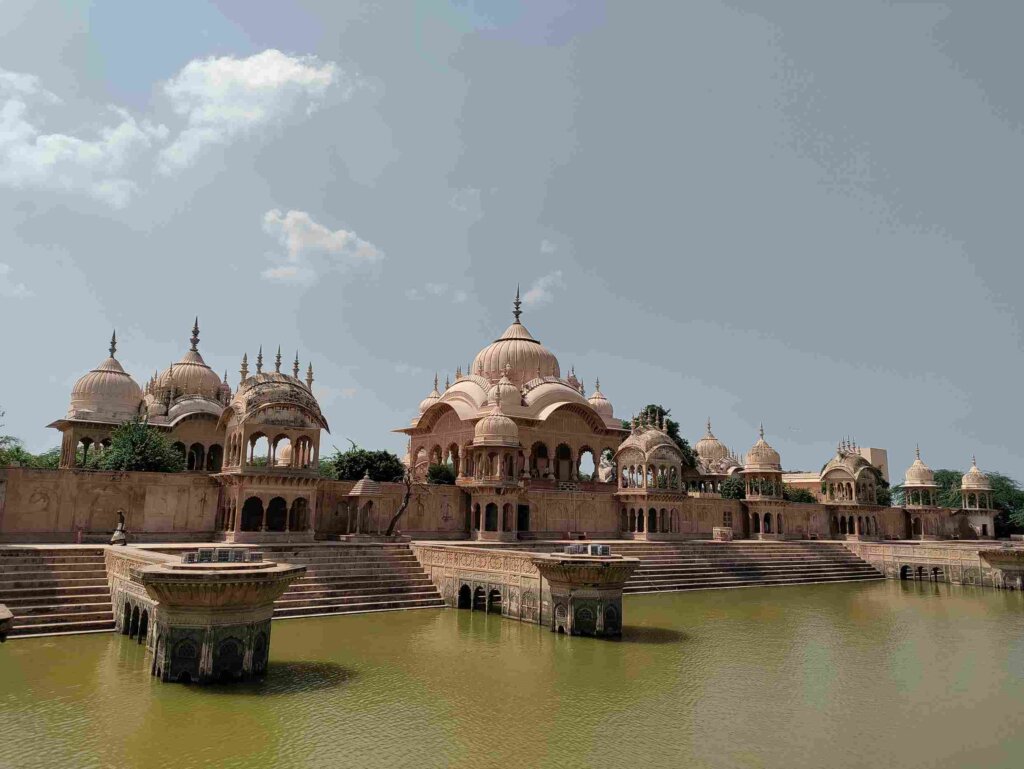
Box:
[523,271,564,306]
[0,69,167,207]
[158,49,345,173]
[261,208,382,284]
[0,263,32,298]
[540,239,557,253]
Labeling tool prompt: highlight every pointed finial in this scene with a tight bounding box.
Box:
[513,284,522,322]
[240,352,249,381]
[433,372,439,392]
[256,346,263,374]
[445,375,450,390]
[706,417,712,433]
[595,376,601,392]
[972,454,977,468]
[759,422,765,440]
[274,346,282,373]
[293,351,300,379]
[109,330,117,358]
[456,365,462,380]
[915,443,921,460]
[306,362,314,389]
[223,370,229,384]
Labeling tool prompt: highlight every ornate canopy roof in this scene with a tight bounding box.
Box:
[66,332,143,423]
[744,425,782,472]
[961,456,991,491]
[470,288,560,389]
[904,445,937,488]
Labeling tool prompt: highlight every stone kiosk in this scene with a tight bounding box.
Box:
[531,547,639,637]
[137,551,305,684]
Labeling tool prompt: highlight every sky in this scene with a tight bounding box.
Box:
[0,0,1021,478]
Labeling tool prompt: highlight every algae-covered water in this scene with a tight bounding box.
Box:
[1,580,1023,769]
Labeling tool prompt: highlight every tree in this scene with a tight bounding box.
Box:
[875,485,893,507]
[426,462,456,485]
[720,474,746,500]
[384,465,435,537]
[320,443,406,482]
[783,485,816,504]
[622,404,697,468]
[96,418,185,473]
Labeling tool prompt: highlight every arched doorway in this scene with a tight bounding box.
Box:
[472,587,486,611]
[241,497,264,531]
[484,503,498,532]
[266,497,287,531]
[912,517,923,538]
[138,609,149,644]
[488,589,502,614]
[206,444,223,471]
[289,498,309,531]
[457,584,471,609]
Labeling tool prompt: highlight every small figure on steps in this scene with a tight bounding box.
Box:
[110,509,127,546]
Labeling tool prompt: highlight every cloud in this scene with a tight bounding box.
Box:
[522,271,563,306]
[0,69,167,207]
[449,187,481,215]
[0,263,32,298]
[405,283,468,302]
[261,208,382,284]
[540,239,557,253]
[158,49,346,174]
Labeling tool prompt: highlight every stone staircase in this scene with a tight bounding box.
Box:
[261,543,446,619]
[0,547,114,638]
[611,541,883,593]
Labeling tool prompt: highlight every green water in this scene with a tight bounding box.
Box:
[2,581,1023,769]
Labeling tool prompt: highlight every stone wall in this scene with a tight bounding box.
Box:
[315,480,469,539]
[843,541,1008,587]
[412,543,549,626]
[0,468,219,542]
[105,546,172,648]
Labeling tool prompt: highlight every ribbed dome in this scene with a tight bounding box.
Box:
[616,424,680,460]
[587,378,614,419]
[744,425,781,470]
[418,374,442,414]
[349,470,382,496]
[470,291,559,389]
[157,320,223,399]
[695,418,728,464]
[68,333,143,422]
[474,404,520,447]
[961,456,991,491]
[275,442,293,467]
[904,445,936,487]
[486,368,520,410]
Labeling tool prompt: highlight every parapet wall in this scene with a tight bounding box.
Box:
[0,468,219,543]
[843,541,1010,588]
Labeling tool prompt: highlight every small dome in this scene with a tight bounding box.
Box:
[695,418,729,464]
[157,319,223,400]
[961,456,991,491]
[470,289,560,389]
[349,470,382,496]
[904,445,936,488]
[68,332,143,422]
[474,403,520,447]
[275,443,293,467]
[418,374,442,414]
[219,371,232,402]
[486,366,520,410]
[587,378,614,419]
[744,425,781,470]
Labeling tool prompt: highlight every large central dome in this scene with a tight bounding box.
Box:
[470,289,560,388]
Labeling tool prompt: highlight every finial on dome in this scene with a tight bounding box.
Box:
[256,346,263,374]
[972,454,977,468]
[433,372,439,392]
[109,330,117,358]
[274,346,282,373]
[915,443,921,460]
[513,285,522,323]
[190,317,200,352]
[445,375,450,390]
[759,422,764,439]
[293,351,300,379]
[306,362,314,389]
[240,352,249,381]
[594,377,601,392]
[456,365,462,380]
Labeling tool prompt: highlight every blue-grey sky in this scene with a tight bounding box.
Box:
[1,0,1021,478]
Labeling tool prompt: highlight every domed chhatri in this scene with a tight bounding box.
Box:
[961,456,994,511]
[156,319,224,401]
[471,286,560,389]
[904,445,938,508]
[743,424,783,502]
[586,378,614,420]
[418,374,442,414]
[473,402,520,448]
[695,418,729,465]
[486,365,520,411]
[68,331,143,423]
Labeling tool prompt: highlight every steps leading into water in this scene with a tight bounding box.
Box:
[0,548,114,638]
[610,541,882,593]
[261,543,446,619]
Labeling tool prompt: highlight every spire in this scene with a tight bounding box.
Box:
[109,330,117,358]
[759,422,765,440]
[513,284,522,323]
[190,317,200,352]
[434,372,439,391]
[456,365,462,380]
[445,375,450,390]
[240,353,249,381]
[256,346,263,374]
[594,377,601,393]
[274,345,282,373]
[306,362,314,389]
[915,443,921,460]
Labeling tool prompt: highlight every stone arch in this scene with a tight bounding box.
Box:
[458,584,472,609]
[484,503,499,531]
[488,588,502,614]
[289,497,309,531]
[206,444,223,471]
[214,637,245,682]
[249,433,269,465]
[764,512,773,534]
[271,434,292,467]
[241,497,264,531]
[473,586,486,611]
[138,609,149,644]
[186,442,205,472]
[129,605,141,638]
[502,503,514,532]
[555,443,573,481]
[266,496,288,531]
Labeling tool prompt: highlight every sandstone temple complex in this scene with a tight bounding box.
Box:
[1,291,1017,646]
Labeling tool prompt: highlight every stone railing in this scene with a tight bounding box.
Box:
[842,541,1017,588]
[104,547,177,642]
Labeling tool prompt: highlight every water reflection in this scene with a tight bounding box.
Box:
[196,660,356,696]
[617,626,688,645]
